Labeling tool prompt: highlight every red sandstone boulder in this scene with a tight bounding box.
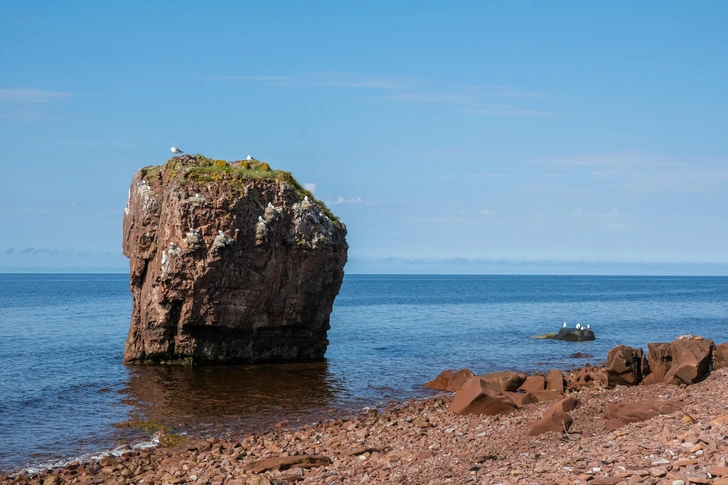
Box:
[531,390,564,402]
[642,342,672,385]
[518,375,546,393]
[715,342,728,370]
[566,364,607,391]
[476,371,528,392]
[424,369,475,392]
[528,411,573,436]
[606,345,649,387]
[504,391,538,407]
[665,337,714,385]
[603,400,682,431]
[527,396,580,435]
[546,397,580,414]
[242,455,332,473]
[642,337,714,386]
[546,369,565,393]
[449,376,519,416]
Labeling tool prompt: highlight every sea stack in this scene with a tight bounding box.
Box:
[122,155,348,364]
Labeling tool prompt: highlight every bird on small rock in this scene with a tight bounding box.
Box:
[587,324,591,329]
[258,216,265,223]
[171,147,183,155]
[304,196,310,203]
[247,155,254,161]
[563,322,567,328]
[267,202,275,209]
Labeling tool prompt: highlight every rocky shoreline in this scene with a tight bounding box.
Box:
[5,338,728,485]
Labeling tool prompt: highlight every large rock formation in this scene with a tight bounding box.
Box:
[606,345,650,387]
[122,155,348,364]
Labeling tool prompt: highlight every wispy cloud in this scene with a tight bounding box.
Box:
[516,183,592,195]
[444,172,506,178]
[5,247,118,257]
[214,72,549,116]
[462,106,555,118]
[304,182,316,194]
[480,208,496,216]
[328,196,363,205]
[215,73,405,90]
[0,88,72,103]
[536,151,728,194]
[547,208,634,231]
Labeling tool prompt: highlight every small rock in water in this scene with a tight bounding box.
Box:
[570,352,593,358]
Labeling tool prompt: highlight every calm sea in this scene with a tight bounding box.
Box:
[1,274,727,472]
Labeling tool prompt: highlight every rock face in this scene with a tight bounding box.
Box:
[606,345,650,387]
[715,342,728,370]
[122,155,348,364]
[603,400,682,431]
[642,337,714,386]
[476,371,528,392]
[449,376,518,415]
[424,369,474,392]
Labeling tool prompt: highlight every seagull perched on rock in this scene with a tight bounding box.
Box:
[171,147,183,156]
[576,323,582,330]
[563,322,567,328]
[258,216,265,223]
[246,155,254,161]
[267,202,275,209]
[587,324,591,329]
[304,196,310,202]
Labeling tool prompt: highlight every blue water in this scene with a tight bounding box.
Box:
[1,274,727,472]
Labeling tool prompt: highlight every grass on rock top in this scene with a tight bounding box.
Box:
[140,154,340,223]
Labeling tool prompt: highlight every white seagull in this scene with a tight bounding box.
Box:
[576,323,581,330]
[563,322,567,328]
[246,155,253,161]
[258,216,265,223]
[171,147,183,155]
[587,324,591,329]
[304,196,310,202]
[267,202,275,209]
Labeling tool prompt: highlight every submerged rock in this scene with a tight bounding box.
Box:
[122,155,348,364]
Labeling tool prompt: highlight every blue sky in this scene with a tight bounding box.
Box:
[1,1,727,274]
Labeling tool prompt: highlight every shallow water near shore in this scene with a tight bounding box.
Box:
[1,274,727,472]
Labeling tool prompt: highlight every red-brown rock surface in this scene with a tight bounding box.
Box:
[715,342,728,370]
[603,399,683,431]
[518,374,546,393]
[606,345,650,387]
[121,156,348,364]
[423,368,474,392]
[546,369,566,392]
[476,370,528,392]
[449,376,518,415]
[642,337,714,386]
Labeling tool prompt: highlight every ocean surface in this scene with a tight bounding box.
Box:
[1,274,727,472]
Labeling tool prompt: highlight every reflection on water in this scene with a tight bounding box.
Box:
[121,361,346,435]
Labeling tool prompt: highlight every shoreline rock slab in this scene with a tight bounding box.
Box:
[449,376,518,415]
[423,368,474,392]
